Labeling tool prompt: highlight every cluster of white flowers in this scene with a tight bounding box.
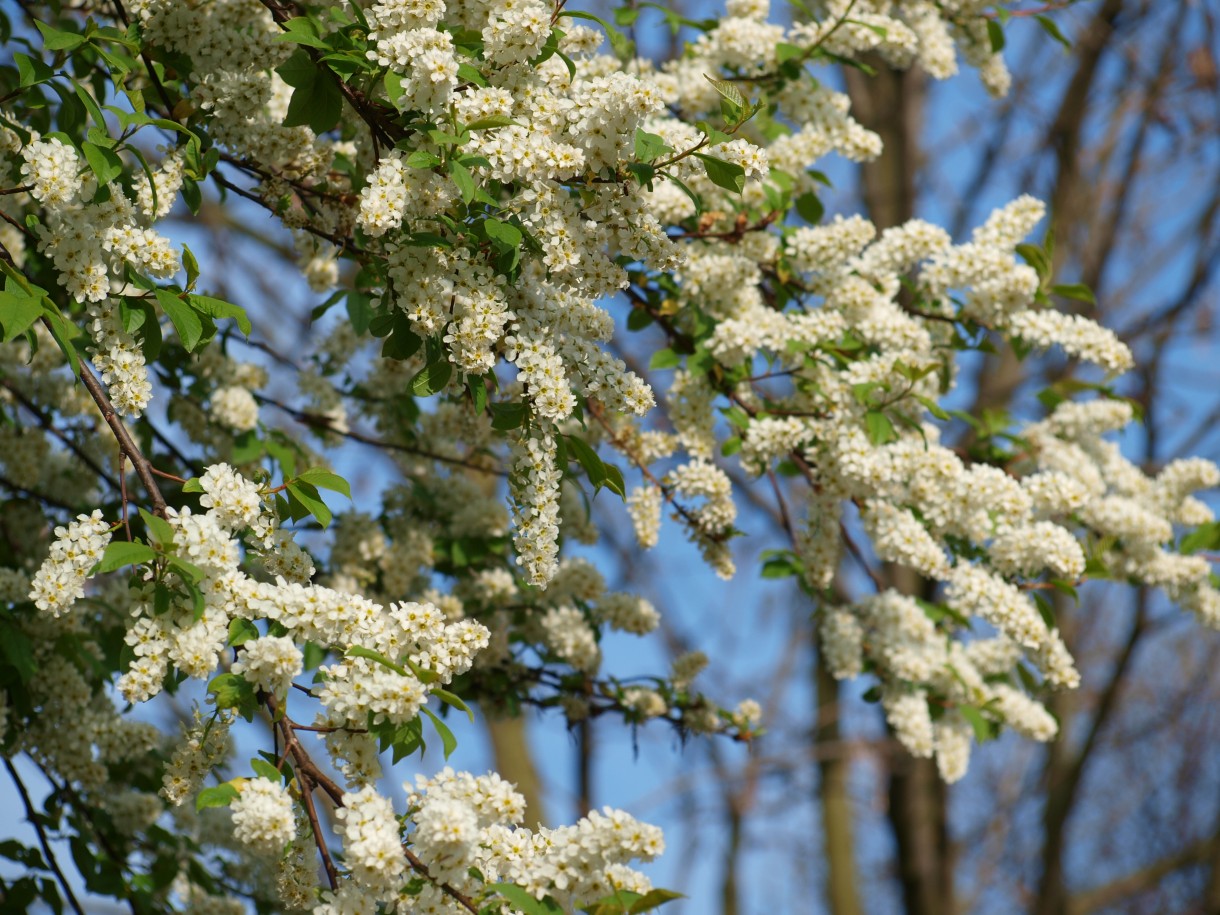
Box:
[208,385,260,432]
[627,485,663,549]
[623,687,669,719]
[199,462,272,541]
[86,301,153,417]
[332,785,408,896]
[28,510,111,617]
[664,460,737,578]
[20,135,178,295]
[162,712,234,806]
[230,635,302,696]
[510,430,563,587]
[230,777,296,849]
[10,133,185,420]
[340,767,666,911]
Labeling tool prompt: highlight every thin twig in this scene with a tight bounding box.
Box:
[4,758,87,915]
[838,520,885,593]
[258,394,507,477]
[0,375,122,490]
[403,848,481,914]
[296,768,340,891]
[119,454,132,539]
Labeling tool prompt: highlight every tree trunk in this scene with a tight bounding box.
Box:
[816,662,864,915]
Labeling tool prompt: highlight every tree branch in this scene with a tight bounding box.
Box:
[4,757,86,915]
[75,353,168,518]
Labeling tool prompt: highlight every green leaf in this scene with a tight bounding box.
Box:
[168,556,204,585]
[794,191,823,225]
[180,176,202,214]
[484,217,522,250]
[0,285,43,343]
[81,141,123,187]
[775,42,805,65]
[421,707,458,760]
[626,307,654,331]
[629,889,685,913]
[694,153,746,194]
[1033,593,1057,630]
[600,462,626,499]
[14,52,54,88]
[1049,579,1079,601]
[34,20,86,51]
[249,759,283,783]
[155,289,204,352]
[695,120,733,147]
[411,353,453,397]
[303,641,326,670]
[1035,14,1072,49]
[405,150,442,169]
[986,19,1005,53]
[92,540,156,575]
[864,410,896,445]
[428,128,470,146]
[456,61,487,87]
[295,468,351,499]
[448,159,476,204]
[703,75,744,110]
[1181,521,1220,555]
[490,401,529,430]
[490,884,563,915]
[188,295,251,336]
[760,550,800,579]
[468,375,489,414]
[138,507,174,548]
[195,783,239,812]
[0,626,37,682]
[432,687,474,722]
[721,405,750,430]
[227,618,259,647]
[566,435,606,485]
[43,312,80,376]
[286,480,333,528]
[634,128,672,163]
[914,394,951,421]
[182,245,200,292]
[1016,243,1050,280]
[1050,283,1095,305]
[207,672,256,711]
[959,705,996,743]
[465,115,518,131]
[649,348,682,371]
[274,16,331,50]
[276,50,343,134]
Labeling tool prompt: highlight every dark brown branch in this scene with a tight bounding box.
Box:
[75,351,169,518]
[295,765,340,891]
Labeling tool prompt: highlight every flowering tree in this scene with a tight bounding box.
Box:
[1,0,1217,912]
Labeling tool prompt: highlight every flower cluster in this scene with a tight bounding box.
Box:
[230,777,296,850]
[28,510,111,618]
